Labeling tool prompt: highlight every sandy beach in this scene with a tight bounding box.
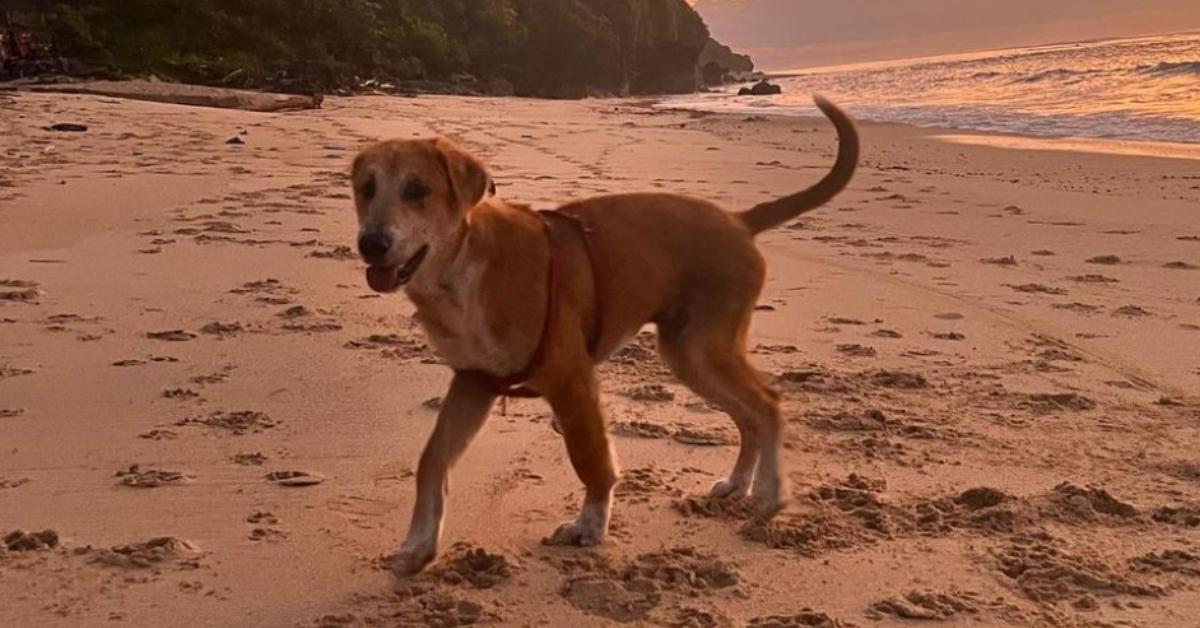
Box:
[2,90,1199,627]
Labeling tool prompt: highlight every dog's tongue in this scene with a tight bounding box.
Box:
[366,266,401,293]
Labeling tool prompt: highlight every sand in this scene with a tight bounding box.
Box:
[1,90,1199,627]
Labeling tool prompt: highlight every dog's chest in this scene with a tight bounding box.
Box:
[407,273,525,375]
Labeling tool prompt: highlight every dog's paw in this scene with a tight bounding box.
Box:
[387,542,437,577]
[708,477,751,499]
[543,519,605,547]
[751,478,788,520]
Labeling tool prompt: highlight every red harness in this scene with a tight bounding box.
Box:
[457,209,601,399]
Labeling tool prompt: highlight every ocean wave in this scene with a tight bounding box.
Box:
[1136,60,1200,77]
[1011,67,1103,84]
[668,33,1200,145]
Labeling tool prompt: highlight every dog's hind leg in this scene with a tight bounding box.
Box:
[542,365,618,546]
[658,312,787,518]
[390,371,497,576]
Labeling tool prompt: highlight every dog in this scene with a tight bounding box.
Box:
[351,96,858,575]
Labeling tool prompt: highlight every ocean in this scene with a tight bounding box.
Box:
[664,32,1200,145]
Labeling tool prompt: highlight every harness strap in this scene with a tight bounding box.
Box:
[454,209,601,401]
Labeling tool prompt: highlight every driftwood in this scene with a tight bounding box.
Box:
[6,79,322,112]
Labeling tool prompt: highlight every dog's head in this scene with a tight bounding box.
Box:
[351,137,493,293]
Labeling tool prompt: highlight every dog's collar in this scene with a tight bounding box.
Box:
[457,209,602,399]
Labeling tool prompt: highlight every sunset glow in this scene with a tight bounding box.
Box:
[690,0,1200,69]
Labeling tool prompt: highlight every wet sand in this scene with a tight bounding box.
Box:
[1,91,1199,627]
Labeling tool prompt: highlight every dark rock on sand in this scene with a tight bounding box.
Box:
[739,79,783,96]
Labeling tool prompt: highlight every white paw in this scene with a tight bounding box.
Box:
[545,518,606,547]
[708,478,751,499]
[387,540,437,576]
[751,477,787,520]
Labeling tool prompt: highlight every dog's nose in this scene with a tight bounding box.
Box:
[358,232,392,263]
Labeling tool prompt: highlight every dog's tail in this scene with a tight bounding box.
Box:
[737,96,859,235]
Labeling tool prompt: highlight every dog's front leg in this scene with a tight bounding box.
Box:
[390,371,496,576]
[542,367,618,546]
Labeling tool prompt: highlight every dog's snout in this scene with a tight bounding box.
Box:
[358,232,393,263]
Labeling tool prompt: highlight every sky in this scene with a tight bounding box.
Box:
[689,0,1200,70]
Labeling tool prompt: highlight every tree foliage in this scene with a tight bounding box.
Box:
[11,0,714,96]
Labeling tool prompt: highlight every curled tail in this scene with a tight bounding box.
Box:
[737,96,859,235]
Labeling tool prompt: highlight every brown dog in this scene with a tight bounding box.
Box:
[351,96,858,575]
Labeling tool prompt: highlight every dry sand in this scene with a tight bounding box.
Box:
[1,90,1199,627]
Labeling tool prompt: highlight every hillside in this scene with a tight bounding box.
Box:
[6,0,744,97]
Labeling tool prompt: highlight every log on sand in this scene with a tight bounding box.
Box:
[5,80,322,112]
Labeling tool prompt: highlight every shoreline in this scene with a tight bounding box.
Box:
[652,100,1200,161]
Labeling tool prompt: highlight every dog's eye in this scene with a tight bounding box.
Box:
[403,179,430,203]
[358,178,376,201]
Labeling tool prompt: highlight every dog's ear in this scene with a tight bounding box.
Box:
[433,137,490,212]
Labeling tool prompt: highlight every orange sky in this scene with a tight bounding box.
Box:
[689,0,1200,70]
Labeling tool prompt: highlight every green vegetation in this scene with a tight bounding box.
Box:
[10,0,733,97]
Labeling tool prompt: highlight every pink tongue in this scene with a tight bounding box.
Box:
[366,266,401,293]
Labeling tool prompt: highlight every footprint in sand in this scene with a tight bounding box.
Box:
[308,246,357,260]
[4,529,59,551]
[246,512,287,542]
[672,426,737,447]
[622,383,675,402]
[753,344,799,354]
[613,420,672,439]
[0,475,30,489]
[199,321,244,336]
[177,410,277,435]
[115,465,191,488]
[1054,302,1104,314]
[747,610,850,627]
[232,452,268,466]
[1006,283,1068,295]
[0,366,35,380]
[266,470,325,487]
[0,279,40,303]
[837,344,877,357]
[1069,274,1119,284]
[1112,305,1151,317]
[190,367,235,386]
[85,537,203,569]
[146,329,197,342]
[162,388,201,401]
[112,355,179,367]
